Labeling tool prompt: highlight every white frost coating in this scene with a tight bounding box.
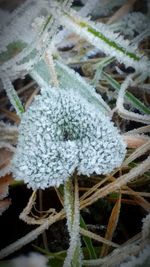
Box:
[55,10,149,73]
[12,87,126,189]
[142,213,150,241]
[119,245,150,267]
[11,252,48,267]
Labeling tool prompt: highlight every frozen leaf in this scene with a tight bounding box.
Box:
[12,86,126,189]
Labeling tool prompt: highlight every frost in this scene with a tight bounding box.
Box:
[56,9,149,73]
[142,213,150,241]
[0,9,10,29]
[32,59,111,115]
[12,87,126,189]
[11,252,48,267]
[119,245,150,267]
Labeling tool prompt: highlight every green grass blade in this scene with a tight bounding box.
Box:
[81,23,139,61]
[102,72,150,115]
[80,216,97,259]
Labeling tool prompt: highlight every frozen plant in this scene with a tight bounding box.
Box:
[11,86,126,189]
[0,1,149,266]
[51,5,149,73]
[11,85,126,267]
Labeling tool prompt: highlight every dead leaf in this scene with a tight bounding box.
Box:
[100,192,121,257]
[0,148,13,170]
[0,175,13,215]
[0,199,11,215]
[123,135,150,148]
[107,0,136,24]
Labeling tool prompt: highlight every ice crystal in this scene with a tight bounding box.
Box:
[12,87,126,189]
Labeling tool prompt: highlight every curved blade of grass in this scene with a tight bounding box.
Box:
[102,72,150,115]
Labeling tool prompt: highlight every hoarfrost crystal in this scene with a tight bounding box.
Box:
[12,87,126,189]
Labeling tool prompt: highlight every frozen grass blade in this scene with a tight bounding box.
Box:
[53,8,149,73]
[2,77,24,116]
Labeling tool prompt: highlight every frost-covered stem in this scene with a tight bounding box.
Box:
[2,77,24,117]
[63,177,82,267]
[19,190,37,223]
[44,51,59,87]
[64,178,74,233]
[142,213,150,241]
[83,244,141,266]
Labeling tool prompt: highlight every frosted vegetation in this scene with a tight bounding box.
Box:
[12,86,126,189]
[0,0,150,267]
